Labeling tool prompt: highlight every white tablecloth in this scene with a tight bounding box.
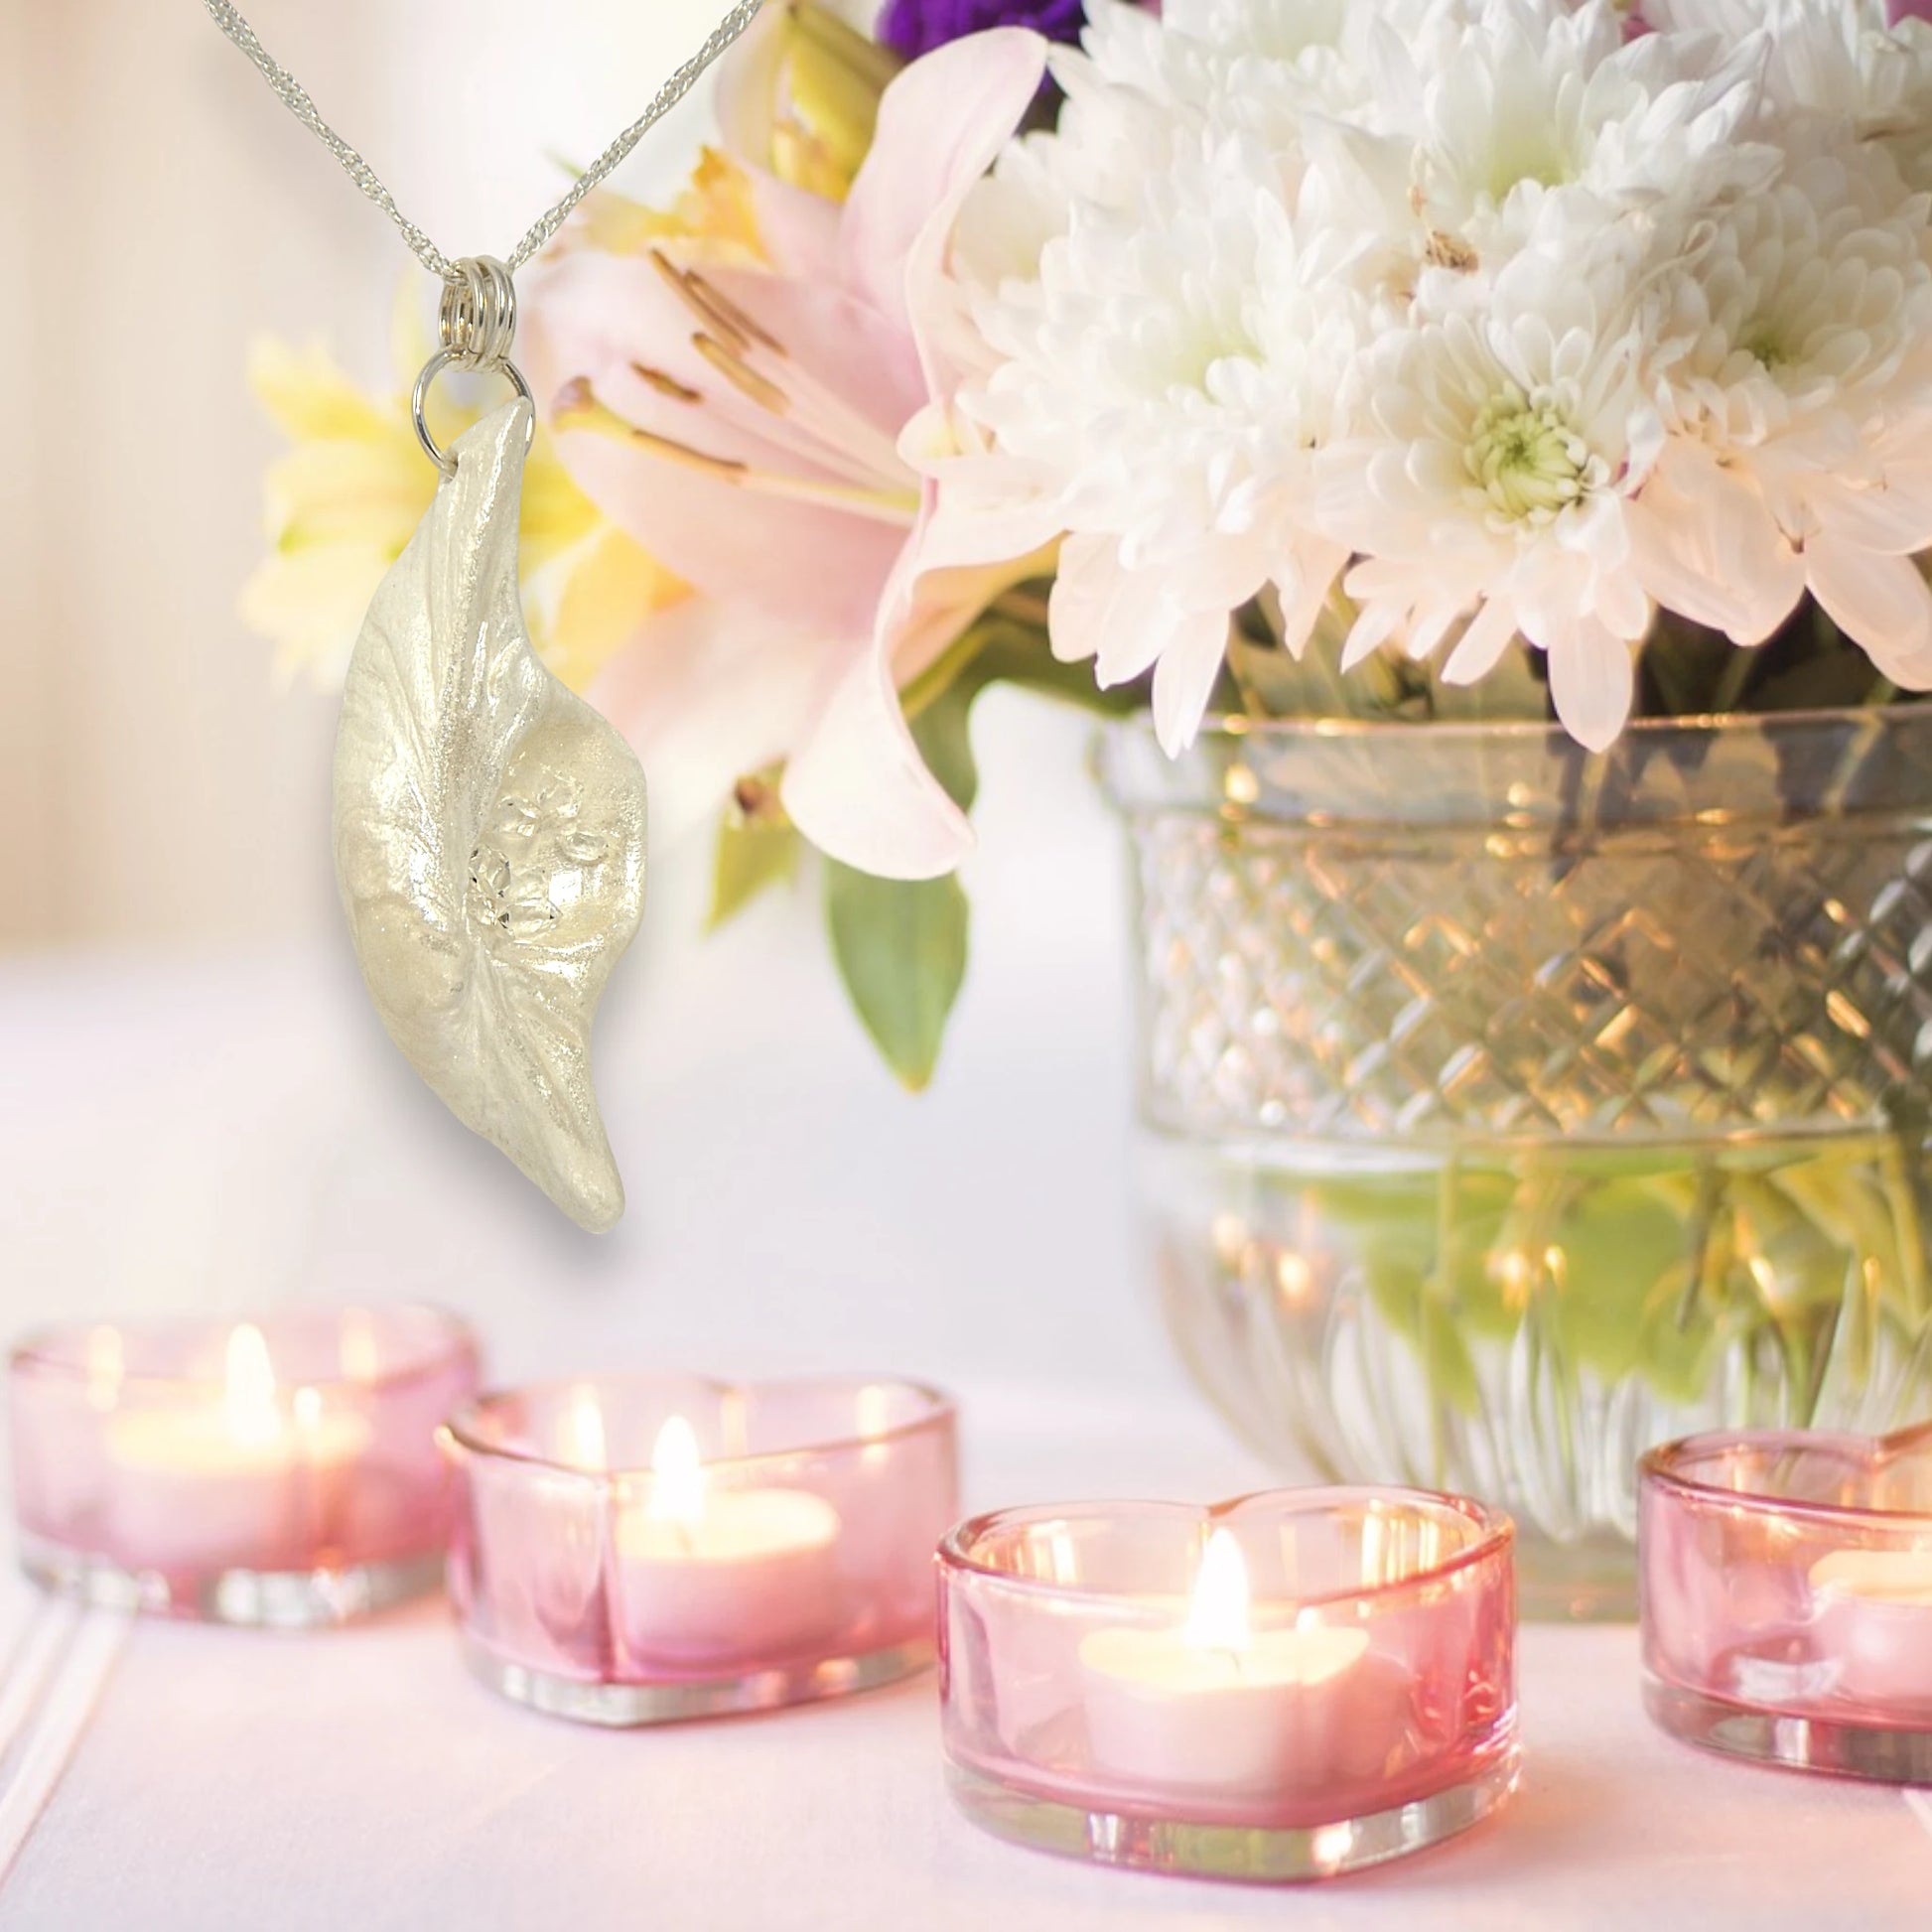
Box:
[4,731,1931,1926]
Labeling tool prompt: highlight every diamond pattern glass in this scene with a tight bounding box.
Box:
[1102,711,1932,1615]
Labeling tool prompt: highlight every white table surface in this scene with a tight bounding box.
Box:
[3,707,1930,1928]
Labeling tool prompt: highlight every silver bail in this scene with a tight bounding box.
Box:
[439,255,518,369]
[412,256,530,479]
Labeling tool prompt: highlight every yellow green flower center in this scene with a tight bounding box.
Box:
[1467,387,1591,524]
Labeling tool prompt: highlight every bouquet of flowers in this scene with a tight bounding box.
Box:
[249,0,1932,1085]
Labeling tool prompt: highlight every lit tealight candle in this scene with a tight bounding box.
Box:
[103,1324,370,1574]
[560,1397,842,1668]
[1809,1546,1932,1706]
[1079,1529,1406,1797]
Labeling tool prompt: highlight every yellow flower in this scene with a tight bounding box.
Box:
[564,0,899,258]
[722,2,901,203]
[570,147,770,264]
[241,315,681,691]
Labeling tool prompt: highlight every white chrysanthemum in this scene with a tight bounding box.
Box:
[1416,5,1771,235]
[926,0,1932,754]
[950,138,1359,750]
[1287,0,1772,321]
[1648,0,1932,187]
[1628,149,1932,677]
[1316,245,1663,747]
[1067,0,1358,134]
[1860,21,1932,191]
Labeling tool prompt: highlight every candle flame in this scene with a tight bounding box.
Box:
[648,1415,705,1526]
[1183,1527,1252,1654]
[224,1324,283,1449]
[558,1387,608,1471]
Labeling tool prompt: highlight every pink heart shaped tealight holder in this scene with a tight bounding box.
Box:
[937,1484,1519,1882]
[442,1371,956,1725]
[1640,1423,1932,1783]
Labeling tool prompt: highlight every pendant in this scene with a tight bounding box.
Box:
[332,394,648,1231]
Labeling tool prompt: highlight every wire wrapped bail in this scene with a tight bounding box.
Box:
[413,256,530,479]
[439,255,518,369]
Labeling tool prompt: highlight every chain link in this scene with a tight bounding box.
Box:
[202,0,767,283]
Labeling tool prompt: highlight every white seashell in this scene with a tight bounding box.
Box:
[333,400,646,1231]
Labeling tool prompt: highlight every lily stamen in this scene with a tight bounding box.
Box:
[649,247,751,355]
[628,426,916,523]
[629,361,701,404]
[684,267,785,357]
[685,335,895,489]
[693,333,791,415]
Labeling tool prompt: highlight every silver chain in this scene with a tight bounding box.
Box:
[202,0,767,283]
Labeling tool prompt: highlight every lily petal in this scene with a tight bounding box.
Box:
[590,596,836,853]
[841,28,1048,350]
[782,586,985,879]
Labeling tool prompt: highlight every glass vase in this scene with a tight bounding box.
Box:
[1100,709,1932,1617]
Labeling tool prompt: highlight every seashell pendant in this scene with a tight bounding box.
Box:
[332,399,646,1231]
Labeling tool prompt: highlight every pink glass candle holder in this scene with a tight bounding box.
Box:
[937,1487,1518,1883]
[442,1373,957,1725]
[10,1305,480,1626]
[1641,1426,1932,1782]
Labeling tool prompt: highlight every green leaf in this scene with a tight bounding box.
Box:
[818,598,1148,1090]
[707,809,800,931]
[818,671,993,1091]
[910,674,982,813]
[965,621,1152,718]
[824,864,968,1091]
[899,593,1152,730]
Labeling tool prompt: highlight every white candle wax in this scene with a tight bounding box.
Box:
[568,1409,842,1668]
[1078,1530,1409,1798]
[103,1328,370,1573]
[614,1487,843,1663]
[1810,1547,1932,1705]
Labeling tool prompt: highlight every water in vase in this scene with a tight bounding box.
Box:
[1142,1123,1932,1617]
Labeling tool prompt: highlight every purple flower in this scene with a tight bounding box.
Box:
[1893,0,1932,23]
[877,0,1088,64]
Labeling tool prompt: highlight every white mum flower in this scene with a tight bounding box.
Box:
[1070,0,1359,132]
[1628,148,1932,681]
[923,0,1932,757]
[1316,243,1663,747]
[950,138,1359,752]
[1421,3,1772,230]
[1647,0,1932,187]
[1064,0,1492,184]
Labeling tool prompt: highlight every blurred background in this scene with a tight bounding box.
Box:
[0,1,1188,1441]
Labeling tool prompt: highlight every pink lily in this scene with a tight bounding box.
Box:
[520,28,1048,879]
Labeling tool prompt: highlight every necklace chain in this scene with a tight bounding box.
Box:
[202,0,766,283]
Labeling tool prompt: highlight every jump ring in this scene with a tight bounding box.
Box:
[438,255,518,370]
[411,348,534,480]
